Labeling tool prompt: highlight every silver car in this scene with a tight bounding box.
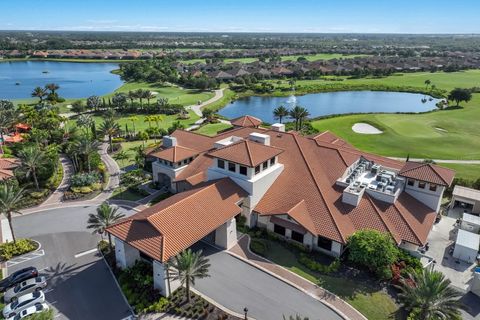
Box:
[6,303,49,320]
[4,277,47,303]
[3,291,45,318]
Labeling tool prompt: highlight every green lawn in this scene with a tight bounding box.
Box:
[256,239,400,320]
[194,123,233,136]
[301,71,480,162]
[438,163,480,181]
[115,139,158,168]
[111,187,146,201]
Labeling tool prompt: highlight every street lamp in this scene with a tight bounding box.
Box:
[243,307,248,320]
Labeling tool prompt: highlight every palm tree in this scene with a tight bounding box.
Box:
[99,117,121,153]
[273,105,289,123]
[113,150,129,167]
[136,89,145,109]
[132,144,146,168]
[0,108,17,153]
[128,116,138,137]
[127,90,136,108]
[17,145,48,190]
[76,114,94,132]
[45,83,60,95]
[137,131,149,147]
[152,115,164,129]
[0,184,25,244]
[289,106,310,131]
[166,249,210,302]
[424,79,431,90]
[31,87,47,103]
[74,136,100,172]
[87,203,125,253]
[143,90,155,107]
[397,269,464,320]
[144,115,153,128]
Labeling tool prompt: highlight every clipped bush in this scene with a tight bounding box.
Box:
[71,172,100,187]
[250,239,268,256]
[0,239,38,260]
[30,189,49,199]
[299,253,340,274]
[91,182,102,191]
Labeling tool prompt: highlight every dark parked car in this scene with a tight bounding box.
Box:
[0,267,38,292]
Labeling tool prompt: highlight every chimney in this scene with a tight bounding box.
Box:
[249,133,270,146]
[271,123,285,132]
[162,136,177,148]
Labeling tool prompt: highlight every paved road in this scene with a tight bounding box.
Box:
[191,243,342,320]
[389,157,480,164]
[10,205,136,320]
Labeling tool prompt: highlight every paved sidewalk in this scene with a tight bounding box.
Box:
[389,157,480,164]
[40,154,73,206]
[185,88,225,117]
[229,235,366,320]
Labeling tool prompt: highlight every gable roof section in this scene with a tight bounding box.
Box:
[0,157,20,180]
[107,178,247,262]
[150,146,199,163]
[399,161,455,186]
[230,115,263,127]
[208,140,284,167]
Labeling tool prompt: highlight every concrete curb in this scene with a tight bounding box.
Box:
[3,239,42,276]
[190,287,252,320]
[227,234,367,320]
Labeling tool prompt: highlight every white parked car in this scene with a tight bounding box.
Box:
[6,303,49,320]
[3,291,45,318]
[4,277,47,303]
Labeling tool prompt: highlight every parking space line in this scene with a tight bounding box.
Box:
[6,249,45,267]
[74,248,97,258]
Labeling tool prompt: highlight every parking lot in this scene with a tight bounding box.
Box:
[8,206,135,320]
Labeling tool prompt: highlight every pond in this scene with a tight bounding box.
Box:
[0,61,123,99]
[219,91,441,123]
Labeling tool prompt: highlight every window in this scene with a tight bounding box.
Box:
[239,166,247,176]
[177,162,181,166]
[255,165,261,174]
[189,157,194,162]
[291,231,304,243]
[270,157,276,166]
[429,184,437,192]
[273,224,286,236]
[317,237,332,251]
[418,182,426,189]
[218,159,225,169]
[407,179,415,186]
[228,162,236,172]
[263,161,268,170]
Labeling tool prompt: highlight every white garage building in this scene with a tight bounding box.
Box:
[453,229,480,263]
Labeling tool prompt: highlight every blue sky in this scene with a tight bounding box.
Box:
[1,0,479,34]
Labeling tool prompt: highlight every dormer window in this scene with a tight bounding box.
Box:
[218,159,225,169]
[255,165,261,174]
[418,182,426,189]
[270,157,276,166]
[228,162,236,172]
[407,179,415,186]
[262,161,268,170]
[430,184,437,192]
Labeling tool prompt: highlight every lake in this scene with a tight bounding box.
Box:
[219,91,441,123]
[0,61,123,99]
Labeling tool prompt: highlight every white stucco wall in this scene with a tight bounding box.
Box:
[215,218,237,249]
[152,161,188,193]
[453,244,477,263]
[312,236,343,258]
[399,241,420,252]
[404,180,445,212]
[153,260,181,297]
[114,237,140,269]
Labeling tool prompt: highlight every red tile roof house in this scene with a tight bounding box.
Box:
[107,116,455,296]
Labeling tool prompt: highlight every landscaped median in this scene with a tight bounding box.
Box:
[0,238,38,261]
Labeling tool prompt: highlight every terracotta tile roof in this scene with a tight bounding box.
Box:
[0,157,20,180]
[150,146,199,163]
[398,161,455,186]
[208,140,284,167]
[230,115,263,127]
[107,178,247,262]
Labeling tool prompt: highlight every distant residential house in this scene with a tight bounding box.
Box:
[0,157,20,181]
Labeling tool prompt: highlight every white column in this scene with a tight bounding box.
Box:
[114,237,140,269]
[153,260,180,297]
[331,241,343,257]
[215,218,237,249]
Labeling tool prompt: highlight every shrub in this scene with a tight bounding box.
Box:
[30,189,49,199]
[71,186,93,194]
[0,239,38,260]
[347,229,399,279]
[23,308,54,320]
[299,253,340,274]
[71,172,100,187]
[142,297,169,313]
[250,239,268,256]
[91,182,102,191]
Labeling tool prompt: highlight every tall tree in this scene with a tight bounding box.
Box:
[0,184,25,244]
[74,136,100,172]
[87,203,125,253]
[17,145,48,190]
[273,105,289,124]
[166,249,210,302]
[31,87,47,103]
[99,117,121,153]
[397,269,464,320]
[86,95,101,112]
[128,116,138,137]
[45,83,60,95]
[289,106,310,131]
[127,90,137,108]
[0,103,17,153]
[143,90,155,107]
[76,114,94,132]
[136,89,145,109]
[448,88,472,107]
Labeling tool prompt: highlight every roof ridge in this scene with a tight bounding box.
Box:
[292,134,344,242]
[366,195,401,244]
[392,198,424,245]
[244,140,254,167]
[426,163,449,186]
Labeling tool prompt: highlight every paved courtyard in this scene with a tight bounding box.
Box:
[427,215,476,291]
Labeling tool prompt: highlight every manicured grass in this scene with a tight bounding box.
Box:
[115,139,158,168]
[257,239,400,320]
[111,187,146,201]
[109,82,214,106]
[194,123,233,136]
[300,71,480,161]
[439,163,480,181]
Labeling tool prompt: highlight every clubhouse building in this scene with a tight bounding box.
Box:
[107,115,455,296]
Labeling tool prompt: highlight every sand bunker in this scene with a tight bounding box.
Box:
[352,123,383,134]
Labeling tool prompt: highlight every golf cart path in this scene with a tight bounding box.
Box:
[186,88,225,117]
[388,157,480,164]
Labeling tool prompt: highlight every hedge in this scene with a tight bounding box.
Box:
[0,239,38,261]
